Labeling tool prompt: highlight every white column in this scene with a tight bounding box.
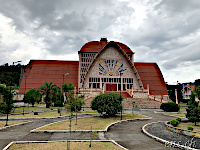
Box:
[147,84,150,95]
[175,89,178,104]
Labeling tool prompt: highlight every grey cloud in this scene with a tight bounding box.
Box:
[155,0,200,15]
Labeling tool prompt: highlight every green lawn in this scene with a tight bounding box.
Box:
[176,122,200,138]
[0,110,98,119]
[169,114,186,118]
[36,114,148,131]
[1,112,62,118]
[13,106,56,113]
[9,141,123,150]
[0,121,25,129]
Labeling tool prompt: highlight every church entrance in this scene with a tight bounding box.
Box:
[106,84,117,91]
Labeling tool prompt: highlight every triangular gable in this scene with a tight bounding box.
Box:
[82,41,144,89]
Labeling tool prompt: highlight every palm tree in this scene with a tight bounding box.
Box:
[39,81,59,108]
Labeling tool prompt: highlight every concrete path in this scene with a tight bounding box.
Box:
[0,110,178,150]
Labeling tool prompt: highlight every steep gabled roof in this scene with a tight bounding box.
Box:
[19,60,79,94]
[134,62,168,95]
[79,40,133,53]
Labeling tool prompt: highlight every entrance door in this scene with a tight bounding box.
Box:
[106,84,117,91]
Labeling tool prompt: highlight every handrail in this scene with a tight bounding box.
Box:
[148,95,170,103]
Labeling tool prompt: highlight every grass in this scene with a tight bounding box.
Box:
[178,122,200,132]
[14,106,56,112]
[0,112,62,118]
[8,141,123,150]
[179,102,188,109]
[0,110,98,119]
[169,114,186,118]
[36,114,147,131]
[0,121,25,129]
[177,122,200,137]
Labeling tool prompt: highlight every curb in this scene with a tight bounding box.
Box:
[0,121,32,131]
[31,114,151,133]
[142,121,199,150]
[3,140,128,150]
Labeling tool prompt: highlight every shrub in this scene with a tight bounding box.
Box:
[160,102,180,112]
[170,119,180,127]
[91,92,123,117]
[187,126,193,131]
[181,99,190,104]
[54,101,64,107]
[176,117,181,122]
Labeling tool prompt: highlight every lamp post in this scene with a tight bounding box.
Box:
[5,60,22,126]
[119,69,127,120]
[82,81,85,111]
[23,76,27,115]
[61,73,69,116]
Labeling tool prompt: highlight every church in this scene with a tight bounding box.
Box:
[19,38,169,108]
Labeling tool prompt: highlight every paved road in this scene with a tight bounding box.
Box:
[0,110,178,150]
[106,109,178,150]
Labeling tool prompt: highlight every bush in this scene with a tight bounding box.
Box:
[160,102,180,112]
[187,126,193,131]
[170,119,180,127]
[181,99,190,104]
[54,101,64,107]
[91,92,123,117]
[176,117,181,122]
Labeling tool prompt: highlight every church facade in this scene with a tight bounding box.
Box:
[19,38,168,107]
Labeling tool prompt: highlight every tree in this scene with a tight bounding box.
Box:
[0,85,13,114]
[62,82,75,103]
[65,90,84,125]
[186,92,199,125]
[62,83,74,93]
[91,92,123,117]
[188,107,200,126]
[38,81,60,108]
[24,89,42,107]
[0,63,25,86]
[195,85,200,101]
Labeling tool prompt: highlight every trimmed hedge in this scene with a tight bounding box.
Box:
[176,117,181,122]
[170,119,180,127]
[187,126,193,131]
[160,102,180,112]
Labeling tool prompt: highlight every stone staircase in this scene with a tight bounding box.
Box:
[83,96,162,109]
[84,97,94,108]
[122,98,161,109]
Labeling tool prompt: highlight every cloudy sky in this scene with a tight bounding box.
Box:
[0,0,200,84]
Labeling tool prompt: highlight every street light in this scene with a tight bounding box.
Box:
[63,73,69,83]
[5,60,22,126]
[61,73,69,116]
[119,69,127,120]
[23,76,27,115]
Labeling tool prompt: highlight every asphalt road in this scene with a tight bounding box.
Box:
[0,110,178,150]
